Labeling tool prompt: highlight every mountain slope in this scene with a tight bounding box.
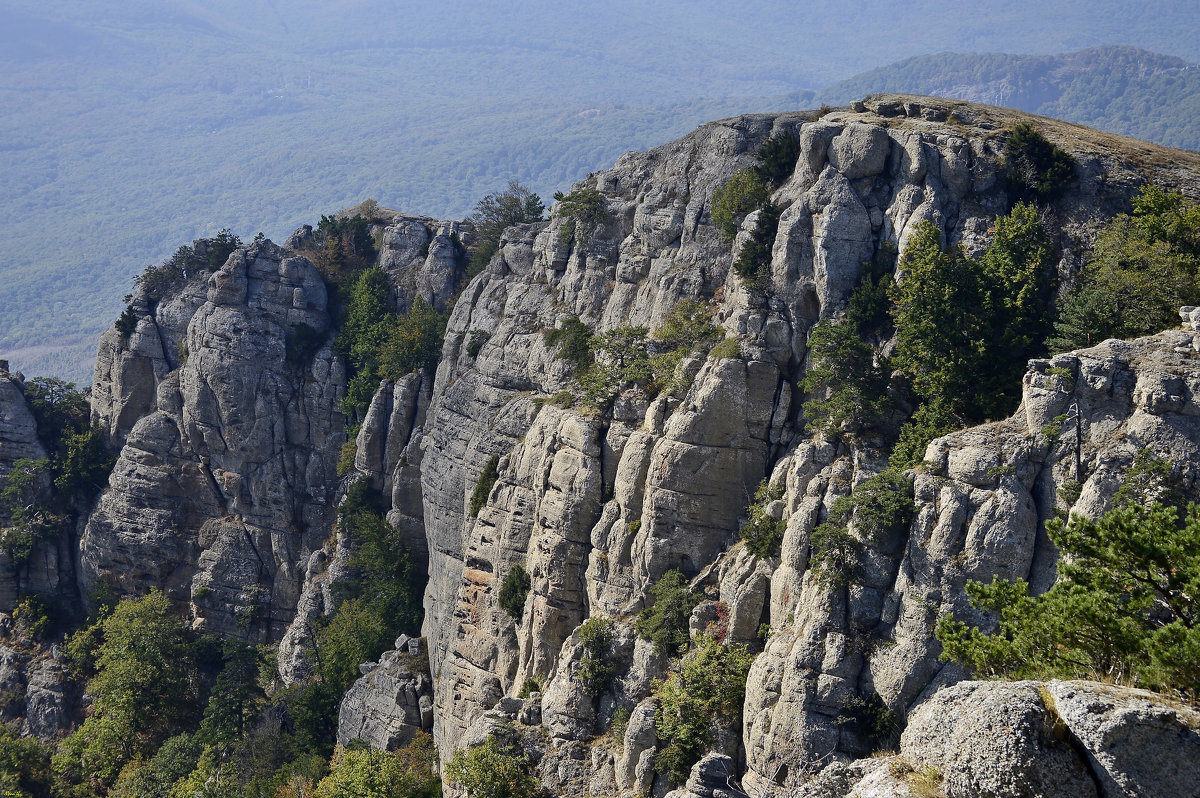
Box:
[819,47,1200,150]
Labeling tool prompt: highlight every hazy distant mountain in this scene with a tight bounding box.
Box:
[818,47,1200,150]
[3,1,1199,381]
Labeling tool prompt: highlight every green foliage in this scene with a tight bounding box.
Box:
[109,734,202,798]
[708,338,741,360]
[199,642,268,749]
[471,455,501,517]
[445,734,542,798]
[518,678,542,699]
[653,636,754,786]
[544,317,595,375]
[0,723,53,798]
[314,737,440,798]
[891,207,1055,423]
[810,469,914,589]
[1050,185,1200,351]
[836,692,898,753]
[318,488,423,692]
[22,376,90,455]
[286,323,326,366]
[135,246,203,304]
[938,464,1200,698]
[751,130,801,189]
[740,480,786,559]
[1002,122,1076,204]
[732,201,781,287]
[314,214,376,286]
[801,319,892,442]
[377,297,447,380]
[467,181,546,276]
[847,241,898,340]
[710,169,769,239]
[0,457,58,568]
[204,228,243,270]
[554,187,609,246]
[652,299,722,355]
[889,401,958,470]
[115,306,139,342]
[498,562,531,620]
[576,617,617,697]
[53,424,116,506]
[466,330,491,358]
[635,569,700,658]
[337,267,448,418]
[55,591,197,792]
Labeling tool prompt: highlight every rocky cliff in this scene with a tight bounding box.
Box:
[402,95,1200,795]
[5,95,1200,794]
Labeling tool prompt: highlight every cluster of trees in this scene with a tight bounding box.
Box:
[466,181,545,276]
[1051,184,1200,350]
[336,266,448,419]
[710,130,801,287]
[542,299,725,411]
[939,453,1200,700]
[2,479,429,796]
[1,379,113,588]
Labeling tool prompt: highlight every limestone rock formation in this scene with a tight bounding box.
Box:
[336,634,435,750]
[81,240,345,640]
[413,95,1200,796]
[18,96,1200,795]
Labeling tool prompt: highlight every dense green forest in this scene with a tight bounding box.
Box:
[819,46,1200,150]
[3,1,1200,382]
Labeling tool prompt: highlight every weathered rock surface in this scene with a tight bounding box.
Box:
[337,635,435,750]
[901,680,1096,798]
[0,635,73,741]
[40,97,1200,796]
[405,97,1200,797]
[81,240,345,641]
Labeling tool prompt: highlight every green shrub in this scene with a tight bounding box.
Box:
[708,338,741,360]
[710,169,769,239]
[809,469,913,589]
[937,467,1200,698]
[653,636,755,786]
[1003,122,1076,204]
[204,228,243,270]
[314,739,440,798]
[0,723,53,798]
[377,297,447,380]
[555,187,609,246]
[517,677,542,698]
[732,201,781,287]
[740,480,786,559]
[115,306,139,342]
[576,617,618,697]
[471,455,501,517]
[445,734,542,798]
[136,246,201,303]
[498,562,531,620]
[635,569,699,658]
[467,181,545,277]
[544,317,594,375]
[467,330,491,358]
[800,319,892,443]
[752,130,802,189]
[891,205,1055,423]
[1050,185,1200,351]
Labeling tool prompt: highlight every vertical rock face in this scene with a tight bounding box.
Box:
[60,97,1200,794]
[412,96,1200,795]
[81,241,345,641]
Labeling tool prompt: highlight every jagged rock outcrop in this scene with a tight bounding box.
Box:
[0,635,73,741]
[336,634,435,749]
[38,96,1200,794]
[81,240,345,640]
[412,96,1200,796]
